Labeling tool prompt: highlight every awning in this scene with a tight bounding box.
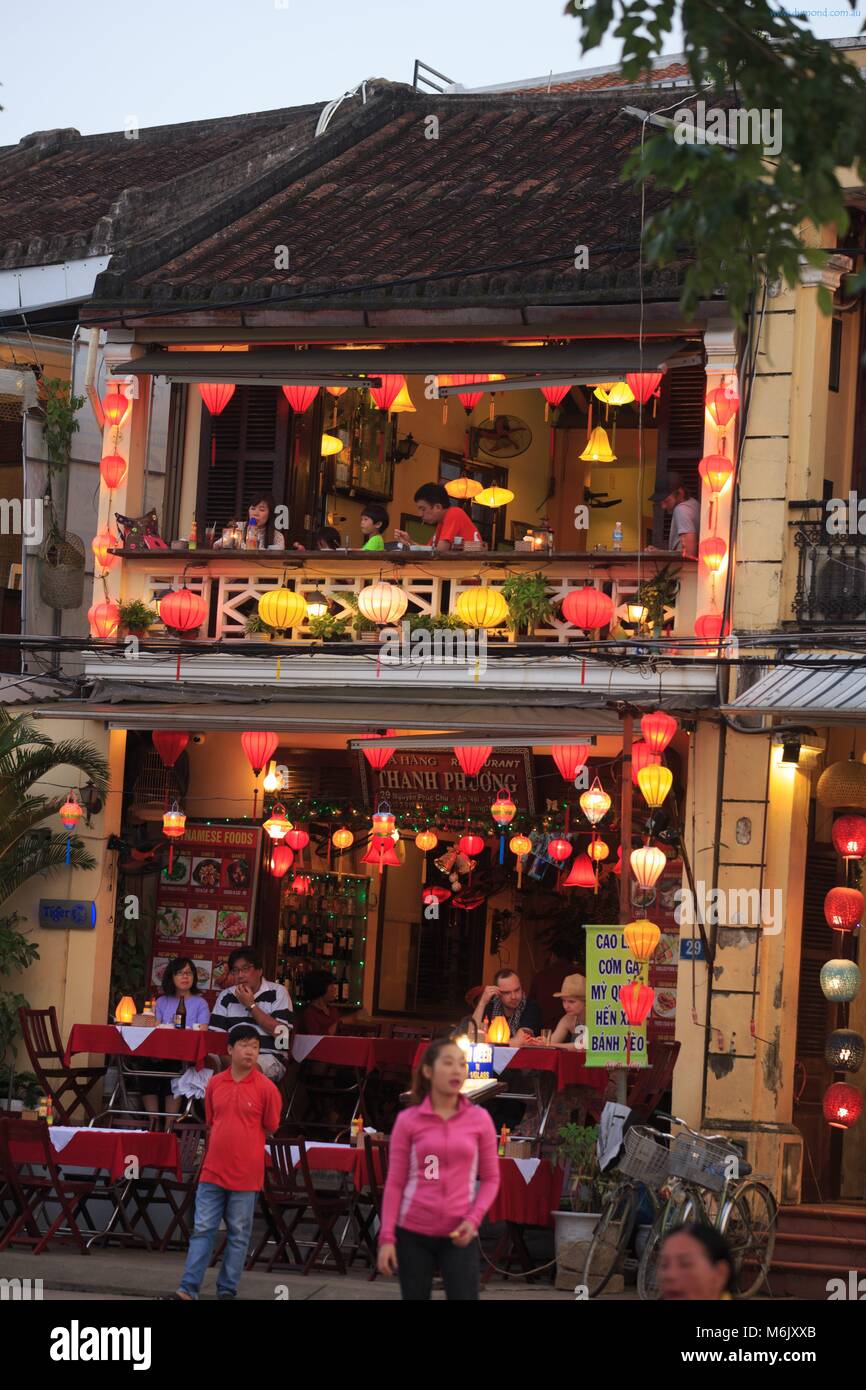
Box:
[114,339,692,385]
[723,657,866,723]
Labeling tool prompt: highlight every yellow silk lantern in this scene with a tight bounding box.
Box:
[580,777,611,826]
[455,586,508,628]
[415,830,438,852]
[588,840,610,862]
[624,919,661,962]
[332,828,354,850]
[474,486,514,508]
[320,432,344,456]
[509,832,532,887]
[637,764,673,808]
[580,426,616,463]
[262,804,293,841]
[487,1015,511,1044]
[445,476,483,500]
[262,761,283,795]
[259,587,307,632]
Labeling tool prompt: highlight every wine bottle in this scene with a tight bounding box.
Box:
[288,924,298,950]
[339,967,350,1004]
[322,929,334,959]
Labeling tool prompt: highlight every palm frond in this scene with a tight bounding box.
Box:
[0,833,96,906]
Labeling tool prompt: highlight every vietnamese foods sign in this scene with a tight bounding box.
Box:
[584,925,649,1068]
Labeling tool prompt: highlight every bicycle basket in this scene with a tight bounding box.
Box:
[618,1127,670,1189]
[668,1133,739,1192]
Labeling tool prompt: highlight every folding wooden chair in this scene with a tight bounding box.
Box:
[294,1137,358,1275]
[248,1137,310,1271]
[0,1117,98,1255]
[132,1122,207,1251]
[361,1134,389,1280]
[18,1006,106,1124]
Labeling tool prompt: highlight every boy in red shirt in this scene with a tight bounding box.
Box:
[169,1026,281,1301]
[394,483,481,551]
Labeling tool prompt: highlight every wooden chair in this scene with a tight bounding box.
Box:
[18,1006,106,1124]
[248,1137,311,1272]
[390,1026,429,1041]
[583,1040,681,1125]
[0,1117,98,1255]
[336,1021,381,1038]
[362,1135,389,1281]
[146,1123,208,1251]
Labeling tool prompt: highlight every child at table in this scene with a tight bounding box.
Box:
[138,957,210,1125]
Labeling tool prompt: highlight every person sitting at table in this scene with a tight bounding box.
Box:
[471,969,542,1044]
[299,970,341,1035]
[209,947,293,1083]
[292,525,342,552]
[137,957,210,1125]
[549,972,587,1046]
[360,503,389,551]
[214,493,285,550]
[393,482,481,551]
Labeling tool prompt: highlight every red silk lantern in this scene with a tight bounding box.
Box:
[102,389,129,428]
[369,374,405,412]
[640,711,678,753]
[152,731,189,769]
[551,745,590,782]
[159,588,207,651]
[541,384,571,415]
[824,886,864,932]
[459,834,485,857]
[618,980,655,1026]
[282,384,319,413]
[291,874,311,894]
[270,843,294,878]
[695,612,731,641]
[198,383,236,416]
[631,740,662,785]
[564,853,596,888]
[832,816,866,861]
[286,827,310,852]
[88,600,120,639]
[99,454,128,490]
[241,731,279,776]
[547,837,572,863]
[562,586,615,631]
[699,536,728,574]
[92,529,119,571]
[705,383,739,429]
[359,731,396,770]
[454,746,492,778]
[698,453,734,496]
[424,885,452,905]
[823,1081,863,1130]
[626,371,663,406]
[452,373,487,413]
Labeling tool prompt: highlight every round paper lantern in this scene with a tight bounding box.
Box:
[706,383,740,429]
[637,763,673,808]
[159,588,207,634]
[509,834,532,858]
[626,371,663,406]
[152,731,189,769]
[618,981,655,1026]
[698,453,734,496]
[624,919,661,962]
[454,746,492,777]
[262,804,292,841]
[92,528,120,571]
[99,454,128,490]
[415,829,438,852]
[102,389,129,427]
[459,833,485,857]
[88,600,121,639]
[564,853,596,888]
[547,837,572,863]
[490,791,517,827]
[258,587,307,632]
[694,612,731,641]
[198,383,236,416]
[699,536,728,574]
[631,741,662,785]
[282,384,319,413]
[286,827,310,852]
[580,778,611,826]
[640,711,678,753]
[291,874,312,894]
[822,1082,863,1130]
[369,374,405,412]
[551,745,590,782]
[832,815,866,861]
[820,959,862,1003]
[357,581,408,626]
[817,759,866,811]
[824,1030,865,1073]
[455,586,508,628]
[474,486,514,508]
[588,840,610,862]
[162,801,186,840]
[630,845,667,890]
[487,1015,511,1044]
[270,843,294,878]
[562,586,614,632]
[445,476,483,501]
[332,828,354,851]
[359,731,396,770]
[824,886,863,932]
[241,731,279,776]
[59,792,83,832]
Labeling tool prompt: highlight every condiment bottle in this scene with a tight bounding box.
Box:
[188,519,198,551]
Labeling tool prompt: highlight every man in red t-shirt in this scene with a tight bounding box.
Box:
[169,1026,281,1301]
[394,483,481,552]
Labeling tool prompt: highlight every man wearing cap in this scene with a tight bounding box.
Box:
[648,476,700,557]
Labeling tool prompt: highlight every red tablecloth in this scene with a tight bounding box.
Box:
[9,1124,182,1181]
[487,1158,563,1228]
[64,1024,228,1068]
[410,1042,607,1092]
[292,1036,420,1072]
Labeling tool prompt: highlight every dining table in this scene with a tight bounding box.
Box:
[63,1023,229,1068]
[289,1035,422,1125]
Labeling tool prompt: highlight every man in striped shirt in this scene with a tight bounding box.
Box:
[210,947,293,1081]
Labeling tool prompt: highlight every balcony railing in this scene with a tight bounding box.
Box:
[790,515,866,625]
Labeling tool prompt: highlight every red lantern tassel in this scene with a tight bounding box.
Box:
[176,652,181,681]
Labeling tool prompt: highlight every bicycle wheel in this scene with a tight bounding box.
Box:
[582,1183,639,1298]
[636,1188,698,1301]
[720,1180,778,1299]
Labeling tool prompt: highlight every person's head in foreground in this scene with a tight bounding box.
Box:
[411,1038,468,1105]
[228,947,263,993]
[658,1224,734,1300]
[227,1024,261,1075]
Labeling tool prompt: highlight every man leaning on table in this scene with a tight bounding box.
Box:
[209,947,293,1082]
[471,969,542,1044]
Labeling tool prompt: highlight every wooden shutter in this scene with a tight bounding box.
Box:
[196,385,290,532]
[653,364,705,547]
[793,839,841,1199]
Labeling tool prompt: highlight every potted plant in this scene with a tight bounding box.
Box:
[244,613,276,641]
[502,571,554,637]
[308,612,352,641]
[119,599,158,639]
[0,1063,41,1113]
[344,593,378,640]
[636,564,680,636]
[552,1122,605,1250]
[406,613,468,633]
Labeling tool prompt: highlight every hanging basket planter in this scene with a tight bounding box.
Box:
[38,530,86,610]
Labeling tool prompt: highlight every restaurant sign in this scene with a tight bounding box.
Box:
[38,899,97,930]
[584,925,649,1069]
[360,747,534,821]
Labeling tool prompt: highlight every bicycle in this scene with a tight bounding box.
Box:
[581,1123,670,1298]
[636,1115,777,1301]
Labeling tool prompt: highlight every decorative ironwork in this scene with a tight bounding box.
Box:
[791,519,866,624]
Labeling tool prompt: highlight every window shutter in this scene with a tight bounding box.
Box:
[197,385,290,531]
[653,364,705,546]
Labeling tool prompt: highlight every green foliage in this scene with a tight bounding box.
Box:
[0,913,39,1065]
[0,1064,41,1106]
[501,572,554,633]
[406,612,468,632]
[119,599,157,631]
[244,612,276,636]
[556,1123,607,1211]
[307,612,351,640]
[41,377,85,471]
[637,564,680,629]
[109,904,149,1004]
[564,1,866,321]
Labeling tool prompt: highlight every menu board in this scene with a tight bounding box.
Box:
[584,926,649,1069]
[149,822,262,1007]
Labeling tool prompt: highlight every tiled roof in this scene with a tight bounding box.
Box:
[527,62,692,94]
[90,88,694,314]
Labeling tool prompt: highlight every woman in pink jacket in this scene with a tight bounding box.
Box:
[377,1038,500,1299]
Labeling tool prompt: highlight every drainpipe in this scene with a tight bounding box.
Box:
[84,327,105,431]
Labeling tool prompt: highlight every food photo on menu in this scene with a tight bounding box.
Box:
[162,853,191,887]
[216,907,249,943]
[212,955,235,991]
[191,857,222,891]
[223,856,251,893]
[156,905,186,942]
[192,959,213,991]
[185,907,218,941]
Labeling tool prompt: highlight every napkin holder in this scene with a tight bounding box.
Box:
[133,1012,157,1026]
[504,1139,534,1158]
